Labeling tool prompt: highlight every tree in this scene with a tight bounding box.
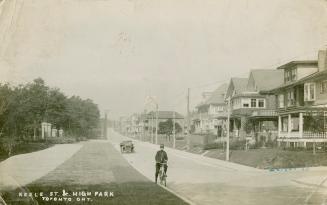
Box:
[0,78,100,142]
[158,119,182,136]
[304,111,326,154]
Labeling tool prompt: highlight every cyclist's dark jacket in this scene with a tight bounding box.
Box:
[155,150,168,163]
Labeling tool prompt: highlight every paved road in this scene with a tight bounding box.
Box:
[2,140,188,205]
[109,129,327,205]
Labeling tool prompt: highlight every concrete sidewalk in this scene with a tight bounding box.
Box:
[293,176,327,188]
[0,143,82,191]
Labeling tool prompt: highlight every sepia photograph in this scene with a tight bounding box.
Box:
[0,0,327,204]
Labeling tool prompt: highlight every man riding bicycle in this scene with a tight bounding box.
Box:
[155,144,168,183]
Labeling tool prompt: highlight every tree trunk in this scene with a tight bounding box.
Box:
[33,127,36,141]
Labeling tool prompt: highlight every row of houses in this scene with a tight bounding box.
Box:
[192,49,327,148]
[117,111,185,138]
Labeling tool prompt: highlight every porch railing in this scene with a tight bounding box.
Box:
[251,109,277,117]
[279,131,327,139]
[303,131,327,139]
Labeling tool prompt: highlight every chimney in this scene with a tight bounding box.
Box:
[318,49,327,71]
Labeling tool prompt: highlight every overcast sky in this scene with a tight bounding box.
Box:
[0,0,327,118]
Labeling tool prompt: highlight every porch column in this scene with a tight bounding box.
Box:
[233,119,237,137]
[41,122,46,139]
[240,117,247,139]
[278,115,282,138]
[288,114,292,138]
[200,113,202,132]
[299,112,303,139]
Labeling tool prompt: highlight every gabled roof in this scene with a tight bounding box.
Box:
[232,78,248,94]
[225,77,248,99]
[147,111,184,119]
[248,69,284,91]
[196,84,227,108]
[225,78,248,99]
[206,83,228,104]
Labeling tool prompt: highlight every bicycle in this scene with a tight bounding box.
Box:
[158,162,167,186]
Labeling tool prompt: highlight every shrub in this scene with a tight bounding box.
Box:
[0,137,21,157]
[230,140,247,150]
[175,136,185,140]
[45,137,76,144]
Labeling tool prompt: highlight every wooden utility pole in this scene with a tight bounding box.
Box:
[103,111,108,139]
[151,114,154,143]
[173,111,176,148]
[187,88,191,150]
[155,104,159,144]
[226,97,230,161]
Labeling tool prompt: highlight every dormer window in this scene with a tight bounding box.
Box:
[284,68,297,83]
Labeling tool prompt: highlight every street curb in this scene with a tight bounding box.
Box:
[159,184,198,205]
[292,179,327,189]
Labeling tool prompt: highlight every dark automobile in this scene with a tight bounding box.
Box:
[120,140,134,153]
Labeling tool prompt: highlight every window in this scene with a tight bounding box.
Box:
[281,116,288,132]
[278,94,284,108]
[285,71,290,82]
[242,98,250,108]
[258,99,265,108]
[291,116,299,132]
[304,83,316,101]
[287,89,296,106]
[321,81,327,94]
[284,68,297,83]
[251,99,257,108]
[291,69,297,81]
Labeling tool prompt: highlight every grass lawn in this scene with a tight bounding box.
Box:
[205,148,327,169]
[0,142,53,162]
[1,141,188,205]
